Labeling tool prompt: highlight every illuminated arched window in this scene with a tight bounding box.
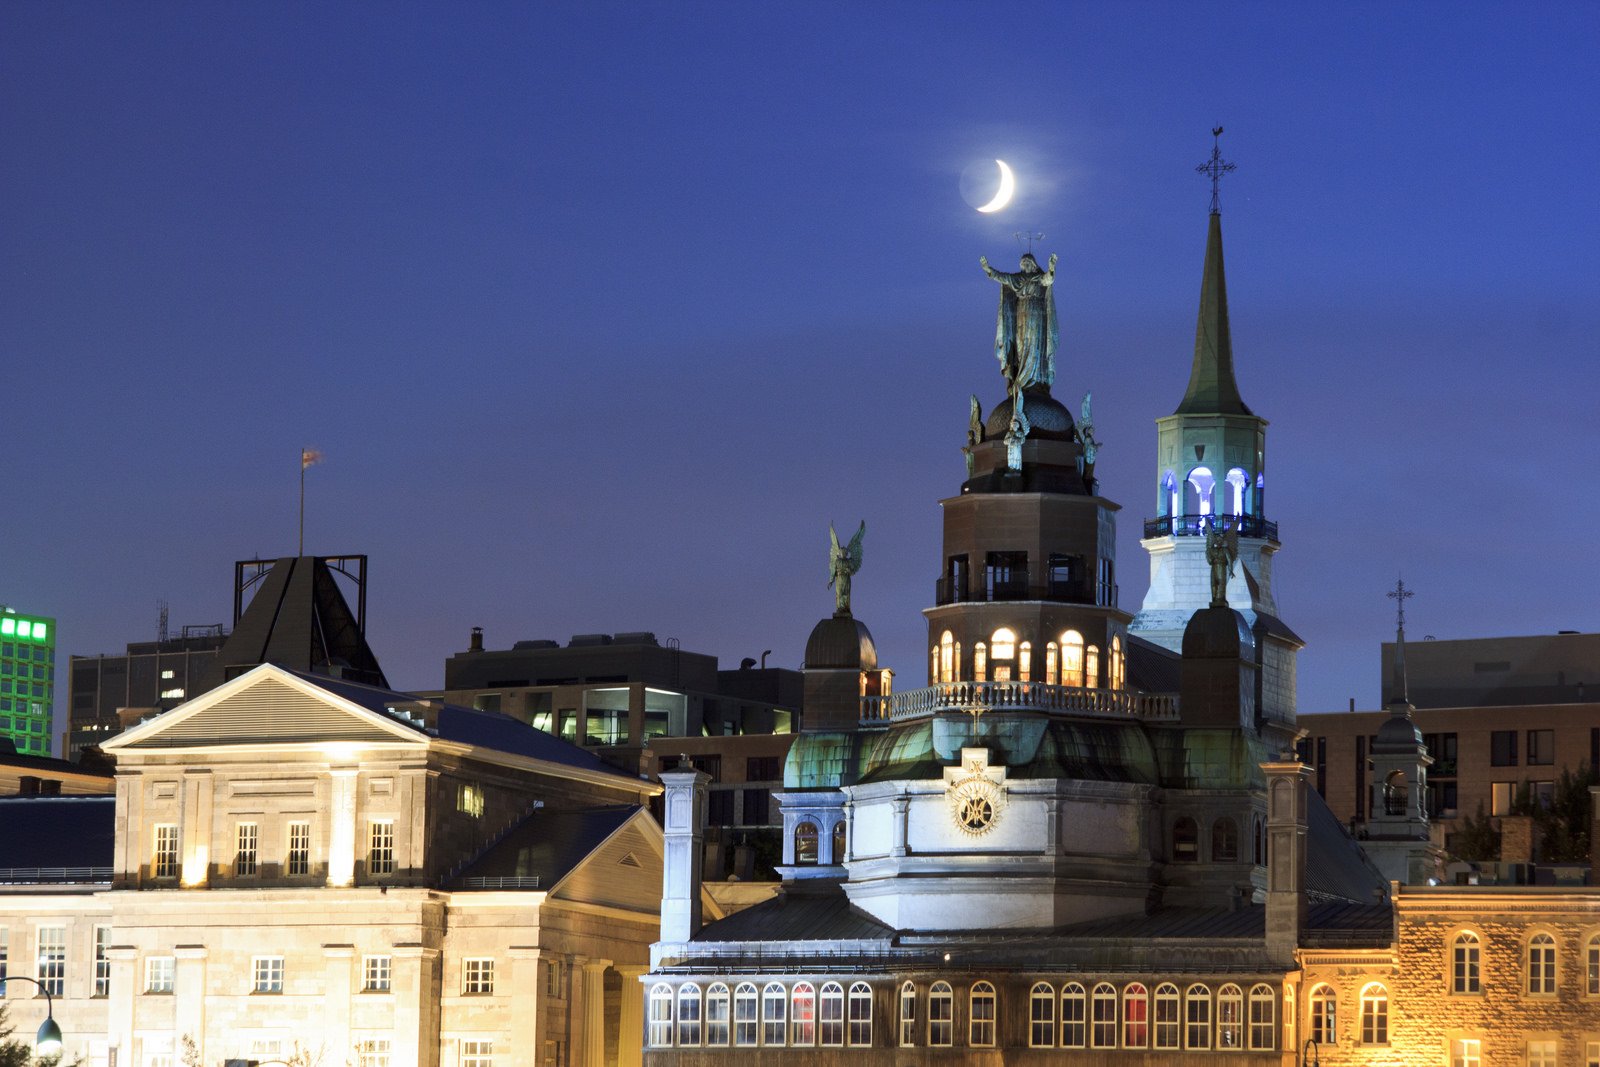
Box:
[990,628,1016,660]
[1359,984,1387,1045]
[1123,982,1149,1048]
[1090,982,1116,1049]
[794,821,818,865]
[928,982,952,1047]
[819,982,845,1046]
[1085,645,1100,688]
[1213,817,1239,862]
[1187,466,1216,516]
[1046,641,1059,685]
[831,821,847,866]
[973,642,987,682]
[1060,982,1086,1048]
[1184,984,1211,1050]
[1451,931,1481,994]
[930,645,939,685]
[1173,817,1198,862]
[969,981,997,1047]
[1226,467,1249,516]
[1018,640,1032,682]
[1527,933,1556,994]
[1247,984,1274,1050]
[648,983,675,1047]
[953,641,961,680]
[1309,984,1336,1044]
[939,631,954,683]
[1161,470,1178,519]
[791,982,815,1046]
[1029,983,1055,1048]
[705,982,731,1046]
[1217,983,1243,1048]
[762,982,787,1046]
[677,983,703,1047]
[847,982,872,1046]
[1111,635,1124,689]
[1060,631,1084,686]
[898,981,916,1047]
[1153,983,1180,1049]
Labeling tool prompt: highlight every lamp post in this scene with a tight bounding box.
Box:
[2,975,65,1056]
[1302,1037,1321,1067]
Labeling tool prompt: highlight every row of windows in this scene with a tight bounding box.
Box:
[150,819,390,879]
[1172,814,1265,865]
[1448,930,1600,996]
[1306,983,1390,1044]
[647,979,1280,1050]
[0,641,52,659]
[932,629,1124,689]
[1159,466,1262,519]
[0,659,52,678]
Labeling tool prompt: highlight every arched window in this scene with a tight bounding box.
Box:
[1527,933,1557,994]
[648,983,675,1047]
[1085,644,1100,688]
[954,641,962,679]
[1185,984,1211,1050]
[794,821,818,865]
[1060,982,1087,1048]
[1029,982,1055,1047]
[734,982,758,1046]
[969,981,997,1047]
[1213,817,1239,862]
[1059,630,1085,686]
[1123,982,1149,1048]
[1256,471,1265,516]
[1588,933,1600,995]
[832,821,847,865]
[677,983,703,1046]
[1359,984,1388,1044]
[1383,770,1409,816]
[1173,817,1199,862]
[930,644,939,684]
[990,628,1016,660]
[1018,641,1032,682]
[1226,467,1249,516]
[1090,982,1117,1048]
[1253,814,1265,865]
[1452,931,1482,994]
[1153,983,1180,1049]
[973,642,987,682]
[1045,641,1059,685]
[1217,983,1243,1048]
[847,982,872,1046]
[791,982,816,1045]
[1283,985,1295,1052]
[1248,984,1275,1050]
[898,981,916,1047]
[1161,470,1178,519]
[1309,984,1337,1044]
[928,982,953,1047]
[1187,466,1216,516]
[819,982,845,1046]
[939,631,954,683]
[1111,635,1125,690]
[762,982,787,1046]
[705,982,731,1046]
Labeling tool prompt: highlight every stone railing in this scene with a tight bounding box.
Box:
[860,681,1179,725]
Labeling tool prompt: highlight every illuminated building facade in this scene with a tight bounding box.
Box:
[1,605,56,756]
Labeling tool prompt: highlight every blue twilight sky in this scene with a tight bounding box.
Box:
[3,3,1598,735]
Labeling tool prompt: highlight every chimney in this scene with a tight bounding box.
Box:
[655,765,710,963]
[1261,759,1312,964]
[469,626,484,653]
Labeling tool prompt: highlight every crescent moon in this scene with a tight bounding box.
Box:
[976,159,1015,213]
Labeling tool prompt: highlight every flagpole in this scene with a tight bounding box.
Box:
[299,451,306,556]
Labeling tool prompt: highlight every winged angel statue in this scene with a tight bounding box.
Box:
[1205,519,1240,608]
[828,521,866,616]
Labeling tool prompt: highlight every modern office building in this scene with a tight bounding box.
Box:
[66,628,228,760]
[1,605,56,757]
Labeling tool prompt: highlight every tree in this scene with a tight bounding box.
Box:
[1450,801,1499,862]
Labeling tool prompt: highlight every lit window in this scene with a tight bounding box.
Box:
[464,958,495,995]
[460,1039,494,1067]
[676,983,703,1046]
[1123,982,1149,1048]
[733,982,758,1046]
[1527,933,1556,994]
[160,670,175,680]
[363,956,391,992]
[1586,1039,1599,1067]
[1185,984,1211,1050]
[94,926,111,997]
[368,820,395,876]
[1248,984,1275,1050]
[146,956,175,993]
[1029,982,1055,1047]
[1359,984,1387,1044]
[1060,982,1086,1047]
[37,926,65,996]
[1452,1037,1482,1067]
[762,981,787,1046]
[648,984,674,1047]
[973,642,987,682]
[898,981,916,1047]
[1310,984,1337,1044]
[939,631,954,683]
[457,782,485,818]
[1453,931,1482,994]
[252,956,284,994]
[1187,466,1216,515]
[794,821,818,865]
[1153,983,1180,1049]
[1527,1039,1557,1067]
[1045,641,1059,685]
[1090,981,1116,1048]
[819,981,845,1046]
[355,1037,391,1067]
[847,981,872,1046]
[1226,467,1249,516]
[287,821,311,876]
[1217,983,1243,1048]
[1018,641,1032,682]
[1060,630,1084,686]
[927,981,952,1047]
[235,822,259,876]
[970,981,997,1047]
[153,824,180,879]
[791,981,815,1046]
[1085,644,1100,687]
[160,687,185,700]
[705,982,730,1046]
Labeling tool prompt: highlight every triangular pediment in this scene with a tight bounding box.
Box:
[104,664,428,751]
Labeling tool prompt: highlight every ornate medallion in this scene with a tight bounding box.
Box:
[943,747,1008,836]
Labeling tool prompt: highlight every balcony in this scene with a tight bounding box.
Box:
[1142,514,1279,541]
[860,680,1179,726]
[935,571,1118,608]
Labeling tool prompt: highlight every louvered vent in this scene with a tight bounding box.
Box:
[126,677,410,747]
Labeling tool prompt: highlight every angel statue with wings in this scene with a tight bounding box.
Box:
[1205,519,1240,608]
[828,521,866,617]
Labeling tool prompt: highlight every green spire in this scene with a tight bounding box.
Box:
[1175,212,1252,416]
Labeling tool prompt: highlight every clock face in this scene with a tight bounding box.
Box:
[948,778,1002,836]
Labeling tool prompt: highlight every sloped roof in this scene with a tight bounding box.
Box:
[1305,786,1390,904]
[1126,634,1182,694]
[212,556,386,688]
[451,805,639,888]
[693,881,894,943]
[1175,212,1253,417]
[0,796,114,875]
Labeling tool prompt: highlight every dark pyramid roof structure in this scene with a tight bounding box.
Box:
[210,556,387,689]
[1175,212,1253,416]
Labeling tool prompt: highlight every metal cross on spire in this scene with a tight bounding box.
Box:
[1387,578,1415,633]
[1013,230,1046,253]
[1196,126,1236,215]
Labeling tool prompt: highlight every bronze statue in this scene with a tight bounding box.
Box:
[1205,519,1239,607]
[1003,391,1030,472]
[828,521,866,616]
[980,251,1059,393]
[963,394,984,477]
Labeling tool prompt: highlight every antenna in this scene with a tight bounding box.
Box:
[157,599,169,643]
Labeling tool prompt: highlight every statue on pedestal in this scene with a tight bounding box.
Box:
[963,395,984,477]
[828,521,866,616]
[1205,519,1239,607]
[980,251,1059,394]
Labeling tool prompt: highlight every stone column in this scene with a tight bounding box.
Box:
[577,958,612,1067]
[322,945,355,1062]
[180,770,212,886]
[509,947,546,1067]
[327,767,359,886]
[172,945,208,1050]
[104,945,138,1063]
[615,966,647,1067]
[392,944,440,1067]
[657,769,709,947]
[1261,760,1312,964]
[890,795,910,858]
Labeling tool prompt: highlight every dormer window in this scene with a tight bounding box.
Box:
[794,821,819,865]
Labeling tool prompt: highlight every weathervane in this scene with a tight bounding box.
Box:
[1387,578,1414,633]
[1012,230,1045,253]
[1195,126,1235,215]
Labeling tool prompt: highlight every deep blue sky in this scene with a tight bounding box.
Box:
[4,4,1598,736]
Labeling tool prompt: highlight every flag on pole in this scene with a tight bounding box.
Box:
[301,448,325,470]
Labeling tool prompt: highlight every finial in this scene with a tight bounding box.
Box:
[1386,578,1415,708]
[1386,577,1414,632]
[1195,126,1236,216]
[1012,230,1046,253]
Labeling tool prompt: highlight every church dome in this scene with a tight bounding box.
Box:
[983,387,1076,440]
[1181,605,1256,659]
[1375,710,1424,750]
[804,615,878,671]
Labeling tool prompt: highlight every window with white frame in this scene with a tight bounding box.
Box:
[1217,983,1243,1048]
[847,981,872,1046]
[1589,934,1600,995]
[1452,931,1482,994]
[464,958,495,995]
[1310,984,1337,1043]
[461,1039,494,1067]
[898,981,916,1047]
[287,820,311,876]
[1452,1037,1482,1067]
[1123,982,1149,1048]
[153,824,179,879]
[648,983,674,1047]
[676,983,702,1046]
[1152,983,1180,1049]
[1527,1039,1557,1067]
[355,1037,391,1067]
[368,820,395,876]
[733,982,757,1046]
[1527,933,1557,994]
[705,982,730,1046]
[790,982,815,1046]
[94,926,111,996]
[762,981,786,1046]
[927,981,952,1047]
[145,956,175,993]
[819,981,845,1046]
[1029,982,1055,1047]
[1060,982,1086,1048]
[235,822,258,876]
[363,955,391,992]
[252,956,284,993]
[970,981,997,1048]
[36,926,65,996]
[1185,984,1211,1050]
[1359,984,1388,1044]
[143,1033,175,1067]
[1248,983,1275,1050]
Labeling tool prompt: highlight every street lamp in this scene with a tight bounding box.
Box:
[3,975,65,1056]
[1302,1037,1321,1067]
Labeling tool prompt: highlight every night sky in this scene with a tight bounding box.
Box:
[4,4,1598,738]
